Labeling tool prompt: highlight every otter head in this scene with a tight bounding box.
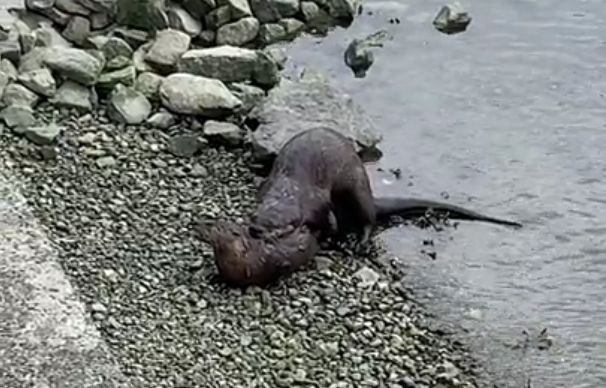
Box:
[194,219,319,287]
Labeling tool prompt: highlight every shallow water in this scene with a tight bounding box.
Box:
[287,1,606,387]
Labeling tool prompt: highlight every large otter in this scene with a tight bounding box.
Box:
[195,127,521,287]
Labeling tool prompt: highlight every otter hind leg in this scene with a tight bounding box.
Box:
[332,165,377,248]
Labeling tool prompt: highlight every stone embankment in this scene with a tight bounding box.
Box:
[0,1,486,387]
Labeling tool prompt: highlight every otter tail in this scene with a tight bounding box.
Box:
[373,197,522,228]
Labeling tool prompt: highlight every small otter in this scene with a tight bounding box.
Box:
[196,127,522,287]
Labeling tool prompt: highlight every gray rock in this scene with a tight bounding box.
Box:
[225,0,252,19]
[159,73,241,117]
[97,65,136,91]
[0,37,21,65]
[145,29,191,71]
[134,71,164,101]
[18,68,56,97]
[133,41,155,73]
[181,0,215,19]
[279,17,305,37]
[43,47,103,86]
[77,0,115,13]
[2,84,40,107]
[101,37,133,63]
[147,111,176,129]
[106,55,132,70]
[62,15,91,46]
[113,27,150,49]
[85,35,109,49]
[50,80,96,111]
[167,3,203,37]
[116,0,169,31]
[258,23,287,45]
[216,17,260,46]
[0,59,18,80]
[195,30,216,47]
[169,134,203,157]
[12,20,35,55]
[249,0,300,23]
[26,0,55,11]
[247,71,381,162]
[24,123,62,145]
[34,25,73,48]
[228,82,264,114]
[96,155,116,167]
[38,7,71,26]
[90,11,113,30]
[203,120,244,146]
[107,83,152,124]
[327,0,360,23]
[263,46,287,70]
[352,266,380,288]
[0,71,10,99]
[433,3,472,35]
[55,0,91,15]
[178,46,280,89]
[0,105,36,129]
[205,5,232,30]
[19,47,50,73]
[300,1,320,21]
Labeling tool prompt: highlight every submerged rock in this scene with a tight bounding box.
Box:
[247,69,382,163]
[433,3,472,35]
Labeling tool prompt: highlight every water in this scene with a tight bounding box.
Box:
[287,1,606,387]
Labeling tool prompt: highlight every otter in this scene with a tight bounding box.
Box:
[195,127,522,287]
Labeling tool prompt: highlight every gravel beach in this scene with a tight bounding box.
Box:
[0,0,495,386]
[0,103,487,388]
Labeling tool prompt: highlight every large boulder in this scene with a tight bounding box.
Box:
[177,45,279,89]
[159,73,241,118]
[247,69,382,163]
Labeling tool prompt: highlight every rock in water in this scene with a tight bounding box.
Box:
[108,84,152,124]
[24,123,62,145]
[43,47,104,86]
[247,69,382,162]
[178,46,280,89]
[18,68,57,97]
[159,73,242,117]
[344,39,372,78]
[344,30,392,78]
[433,3,472,35]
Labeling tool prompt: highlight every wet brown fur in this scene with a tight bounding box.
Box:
[195,127,522,287]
